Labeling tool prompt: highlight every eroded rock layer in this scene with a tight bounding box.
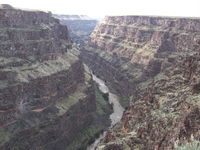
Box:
[83,15,200,105]
[82,15,200,149]
[0,4,98,150]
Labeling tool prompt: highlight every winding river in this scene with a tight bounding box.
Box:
[87,73,124,150]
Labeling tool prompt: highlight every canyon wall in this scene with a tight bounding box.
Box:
[83,15,200,105]
[0,4,111,150]
[82,15,200,149]
[53,14,98,44]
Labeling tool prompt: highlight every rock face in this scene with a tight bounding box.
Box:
[53,14,98,44]
[0,4,102,150]
[82,15,200,149]
[83,15,200,104]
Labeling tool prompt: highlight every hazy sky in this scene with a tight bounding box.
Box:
[0,0,200,19]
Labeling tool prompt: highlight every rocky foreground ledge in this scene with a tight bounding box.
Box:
[0,4,104,150]
[82,15,200,149]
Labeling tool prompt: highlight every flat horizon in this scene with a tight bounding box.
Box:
[0,0,199,19]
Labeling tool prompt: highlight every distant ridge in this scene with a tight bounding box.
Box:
[53,14,98,44]
[0,4,14,9]
[53,14,95,20]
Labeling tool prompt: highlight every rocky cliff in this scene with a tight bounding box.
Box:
[82,15,200,149]
[53,14,98,44]
[0,4,111,150]
[83,15,200,105]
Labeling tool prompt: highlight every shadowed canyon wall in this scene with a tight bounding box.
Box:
[82,15,200,149]
[0,4,112,150]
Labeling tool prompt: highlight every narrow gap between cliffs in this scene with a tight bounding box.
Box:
[87,71,124,150]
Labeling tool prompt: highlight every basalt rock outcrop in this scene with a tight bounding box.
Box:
[0,4,111,150]
[53,14,98,44]
[83,15,200,105]
[82,15,200,149]
[98,53,200,149]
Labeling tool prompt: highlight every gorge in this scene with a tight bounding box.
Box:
[83,16,200,149]
[53,14,98,44]
[1,3,200,150]
[87,73,124,150]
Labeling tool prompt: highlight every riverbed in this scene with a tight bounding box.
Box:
[87,73,124,150]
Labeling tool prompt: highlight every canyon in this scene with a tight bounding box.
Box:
[1,3,200,150]
[87,73,124,150]
[53,14,98,44]
[0,4,112,150]
[82,16,200,149]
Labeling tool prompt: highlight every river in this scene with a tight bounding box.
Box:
[87,73,124,150]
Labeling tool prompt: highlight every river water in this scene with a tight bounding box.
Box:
[87,73,124,150]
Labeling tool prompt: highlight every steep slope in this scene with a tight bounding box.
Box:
[53,14,98,44]
[0,4,111,150]
[82,15,200,149]
[98,52,200,149]
[83,15,200,106]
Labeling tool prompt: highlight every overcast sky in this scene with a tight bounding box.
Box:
[0,0,200,19]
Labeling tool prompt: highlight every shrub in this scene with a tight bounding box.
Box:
[175,140,200,150]
[102,92,109,101]
[87,138,95,145]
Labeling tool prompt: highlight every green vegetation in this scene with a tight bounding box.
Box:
[65,81,113,149]
[0,128,11,145]
[120,98,129,108]
[83,64,92,82]
[66,125,104,150]
[56,86,87,115]
[102,92,109,101]
[94,83,113,115]
[175,140,200,150]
